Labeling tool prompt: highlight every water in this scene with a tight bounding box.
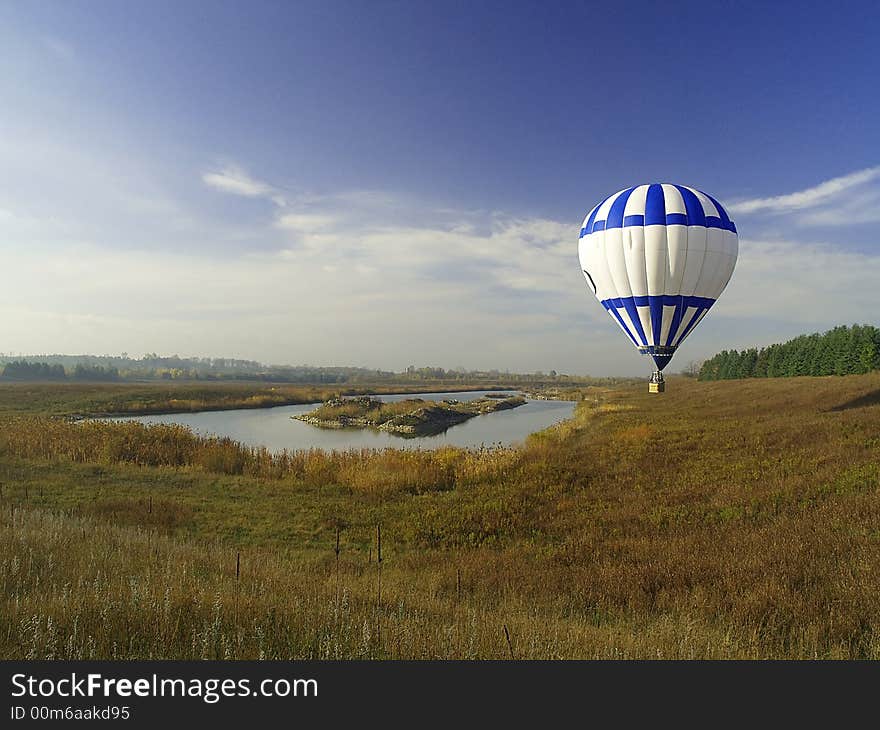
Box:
[111,390,575,451]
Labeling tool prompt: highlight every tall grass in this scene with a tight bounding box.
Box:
[1,373,880,658]
[0,417,518,495]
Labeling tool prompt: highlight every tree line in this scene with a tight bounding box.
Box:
[1,361,120,381]
[0,355,595,384]
[698,324,880,381]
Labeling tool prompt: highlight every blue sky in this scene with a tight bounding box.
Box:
[1,0,878,374]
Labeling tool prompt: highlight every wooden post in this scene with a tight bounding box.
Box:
[236,551,241,581]
[503,624,515,659]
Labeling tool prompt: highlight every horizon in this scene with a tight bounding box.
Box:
[0,349,600,376]
[2,318,875,379]
[2,1,879,375]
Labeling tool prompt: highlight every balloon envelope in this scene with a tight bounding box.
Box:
[578,183,738,371]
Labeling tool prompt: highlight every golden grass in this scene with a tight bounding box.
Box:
[1,373,880,658]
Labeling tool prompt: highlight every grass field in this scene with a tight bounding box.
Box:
[2,373,879,658]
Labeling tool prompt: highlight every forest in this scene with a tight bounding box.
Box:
[698,325,880,381]
[1,361,120,381]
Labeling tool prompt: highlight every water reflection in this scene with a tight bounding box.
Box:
[112,390,575,451]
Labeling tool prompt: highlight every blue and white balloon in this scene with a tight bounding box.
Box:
[578,183,738,372]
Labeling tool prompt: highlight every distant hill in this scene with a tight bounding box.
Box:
[0,353,590,385]
[699,324,880,381]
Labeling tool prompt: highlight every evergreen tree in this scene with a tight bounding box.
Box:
[697,325,880,381]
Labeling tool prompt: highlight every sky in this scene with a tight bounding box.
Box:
[1,0,878,375]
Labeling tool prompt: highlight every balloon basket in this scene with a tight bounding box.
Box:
[648,371,665,394]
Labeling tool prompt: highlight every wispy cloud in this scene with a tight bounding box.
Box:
[718,238,880,324]
[729,166,880,217]
[202,165,284,204]
[276,213,336,234]
[6,213,878,373]
[7,150,880,373]
[0,187,607,371]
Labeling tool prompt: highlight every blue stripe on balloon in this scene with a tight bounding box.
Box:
[603,294,715,309]
[619,297,648,346]
[673,303,704,345]
[705,192,737,234]
[679,303,714,342]
[587,212,720,232]
[674,185,706,227]
[664,297,685,348]
[584,199,603,235]
[581,185,738,235]
[605,187,637,230]
[599,295,718,352]
[649,296,664,348]
[644,184,666,226]
[602,301,639,346]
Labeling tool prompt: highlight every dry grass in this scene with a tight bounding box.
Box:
[0,381,522,418]
[1,373,880,658]
[307,397,426,422]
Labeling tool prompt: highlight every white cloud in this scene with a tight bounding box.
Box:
[202,166,279,200]
[276,213,336,234]
[729,166,880,217]
[6,153,880,374]
[717,238,880,325]
[0,198,616,372]
[797,185,880,226]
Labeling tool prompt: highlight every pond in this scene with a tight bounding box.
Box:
[112,390,575,451]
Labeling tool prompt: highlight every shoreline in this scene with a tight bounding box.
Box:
[70,386,521,420]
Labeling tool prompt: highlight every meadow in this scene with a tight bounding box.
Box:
[1,373,879,658]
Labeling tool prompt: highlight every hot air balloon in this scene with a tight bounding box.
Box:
[578,184,738,393]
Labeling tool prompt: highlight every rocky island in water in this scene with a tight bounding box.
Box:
[293,395,526,437]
